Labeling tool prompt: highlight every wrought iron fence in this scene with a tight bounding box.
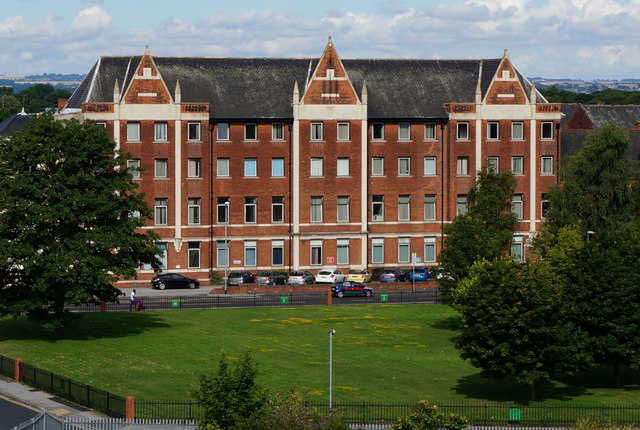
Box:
[0,354,16,378]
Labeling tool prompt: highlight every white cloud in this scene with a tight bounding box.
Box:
[69,6,112,34]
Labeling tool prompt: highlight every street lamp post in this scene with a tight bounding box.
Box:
[224,201,230,294]
[328,329,336,409]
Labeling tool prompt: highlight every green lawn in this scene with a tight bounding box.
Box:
[1,305,639,404]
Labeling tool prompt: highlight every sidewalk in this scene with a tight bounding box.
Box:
[0,375,105,420]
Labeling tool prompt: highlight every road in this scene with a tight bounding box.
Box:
[0,397,38,430]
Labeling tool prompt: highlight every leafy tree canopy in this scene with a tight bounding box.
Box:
[540,86,640,104]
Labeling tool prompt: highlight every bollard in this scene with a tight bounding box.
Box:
[125,396,135,421]
[326,291,332,306]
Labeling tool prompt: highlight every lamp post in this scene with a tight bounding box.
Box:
[586,230,595,242]
[224,201,230,294]
[328,329,336,409]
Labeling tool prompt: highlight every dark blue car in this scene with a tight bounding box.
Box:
[331,281,374,298]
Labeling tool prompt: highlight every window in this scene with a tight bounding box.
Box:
[457,195,467,216]
[372,157,384,176]
[244,158,257,177]
[272,196,284,223]
[487,122,499,140]
[425,123,437,140]
[217,240,228,268]
[245,123,257,141]
[511,237,523,262]
[155,159,168,178]
[424,194,436,220]
[337,122,349,141]
[217,197,229,223]
[512,194,523,220]
[96,122,107,128]
[372,122,384,140]
[272,240,284,266]
[424,157,436,175]
[310,158,323,177]
[541,193,550,219]
[398,195,410,221]
[217,158,229,177]
[487,156,499,173]
[188,242,200,268]
[156,242,168,269]
[424,237,436,263]
[155,198,168,225]
[154,122,168,142]
[456,157,469,176]
[457,122,469,140]
[217,123,229,140]
[337,158,349,177]
[244,240,257,266]
[372,195,384,221]
[244,197,257,223]
[512,122,524,140]
[511,156,524,175]
[188,158,201,178]
[311,122,323,141]
[272,123,284,140]
[311,240,323,265]
[188,198,201,224]
[398,157,410,176]
[541,156,554,175]
[337,239,349,265]
[310,196,323,222]
[188,122,201,141]
[398,122,410,140]
[398,237,410,263]
[127,159,140,179]
[272,158,284,177]
[372,238,384,264]
[541,122,554,139]
[127,122,140,141]
[337,196,349,222]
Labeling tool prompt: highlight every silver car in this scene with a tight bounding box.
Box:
[288,271,316,285]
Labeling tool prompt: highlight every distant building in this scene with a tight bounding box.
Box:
[0,109,35,137]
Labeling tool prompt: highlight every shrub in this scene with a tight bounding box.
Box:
[390,400,469,430]
[573,416,634,430]
[209,271,224,285]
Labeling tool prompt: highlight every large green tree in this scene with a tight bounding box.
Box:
[0,115,160,334]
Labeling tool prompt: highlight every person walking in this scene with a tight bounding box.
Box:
[129,289,136,312]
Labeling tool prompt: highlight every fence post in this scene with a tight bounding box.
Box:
[326,291,332,306]
[100,300,106,312]
[14,358,22,382]
[125,396,135,421]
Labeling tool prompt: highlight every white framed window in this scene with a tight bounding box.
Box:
[272,158,285,177]
[337,239,349,265]
[425,123,437,140]
[272,123,284,141]
[424,237,436,263]
[127,122,140,142]
[216,240,228,268]
[244,197,257,223]
[372,122,384,140]
[372,157,384,176]
[512,194,523,220]
[372,195,384,221]
[511,237,523,262]
[244,240,257,267]
[217,158,229,177]
[511,156,524,175]
[272,196,284,223]
[310,196,323,222]
[456,157,469,176]
[311,122,323,141]
[398,237,410,263]
[156,242,168,269]
[457,122,469,140]
[372,238,384,264]
[188,198,201,224]
[188,242,200,268]
[311,240,323,265]
[188,122,201,141]
[487,156,499,173]
[512,122,524,140]
[337,196,349,223]
[154,122,168,142]
[244,158,257,177]
[541,122,554,139]
[127,159,140,179]
[541,193,550,219]
[96,122,107,128]
[217,123,229,141]
[245,123,257,141]
[337,122,349,141]
[424,194,436,220]
[398,157,411,176]
[541,156,554,175]
[217,197,229,223]
[457,195,468,216]
[155,198,168,225]
[398,122,410,140]
[337,158,350,177]
[487,122,499,140]
[424,157,436,175]
[272,240,284,266]
[155,159,168,178]
[188,158,201,178]
[398,195,410,221]
[310,158,323,177]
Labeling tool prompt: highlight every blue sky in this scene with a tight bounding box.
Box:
[2,0,639,79]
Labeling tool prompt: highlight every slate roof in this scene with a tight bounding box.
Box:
[0,112,35,137]
[576,104,640,128]
[65,55,541,120]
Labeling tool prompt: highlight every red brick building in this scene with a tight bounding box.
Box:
[56,40,562,287]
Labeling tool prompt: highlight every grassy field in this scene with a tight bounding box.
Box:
[1,304,639,404]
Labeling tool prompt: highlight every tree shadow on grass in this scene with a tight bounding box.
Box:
[0,312,170,342]
[555,366,640,392]
[430,315,462,331]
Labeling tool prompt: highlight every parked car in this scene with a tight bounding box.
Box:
[288,271,316,285]
[315,269,345,284]
[379,268,407,283]
[408,267,432,282]
[151,273,200,290]
[226,271,255,286]
[331,281,374,298]
[346,269,372,283]
[256,271,288,285]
